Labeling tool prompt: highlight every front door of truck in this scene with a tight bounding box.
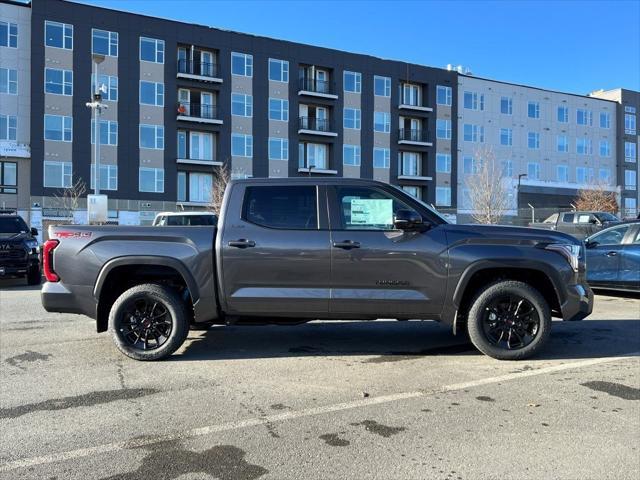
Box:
[219,183,331,317]
[327,185,448,317]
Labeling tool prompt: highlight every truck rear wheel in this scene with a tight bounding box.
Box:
[109,283,189,361]
[467,280,551,360]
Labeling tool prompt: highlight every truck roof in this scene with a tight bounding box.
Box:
[230,177,391,186]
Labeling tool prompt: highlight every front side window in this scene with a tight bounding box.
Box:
[577,109,593,126]
[343,144,361,166]
[139,81,164,106]
[373,147,390,168]
[139,167,164,193]
[335,186,415,231]
[500,128,512,146]
[44,115,72,142]
[0,68,17,94]
[528,101,540,119]
[243,185,317,230]
[590,225,631,246]
[140,37,164,63]
[343,71,361,93]
[527,162,540,180]
[557,105,568,123]
[232,133,253,157]
[90,164,118,191]
[45,68,73,95]
[0,114,17,140]
[231,52,253,77]
[92,29,118,57]
[436,119,451,139]
[231,93,253,117]
[0,21,18,48]
[436,153,451,173]
[625,113,637,134]
[45,21,72,49]
[501,96,512,115]
[437,85,452,106]
[625,142,637,162]
[374,76,391,97]
[373,111,390,133]
[268,59,288,82]
[43,161,72,188]
[268,98,288,121]
[528,132,540,149]
[139,124,164,149]
[92,74,118,101]
[344,108,361,129]
[436,187,451,206]
[600,112,611,129]
[91,120,118,145]
[0,161,17,193]
[268,137,289,161]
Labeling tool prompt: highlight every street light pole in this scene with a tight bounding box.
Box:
[517,173,527,213]
[86,54,106,195]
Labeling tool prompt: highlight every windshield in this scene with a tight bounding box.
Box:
[0,217,29,234]
[594,212,619,222]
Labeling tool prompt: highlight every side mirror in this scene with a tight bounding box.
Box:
[589,218,599,225]
[585,239,598,249]
[394,209,423,230]
[30,227,38,236]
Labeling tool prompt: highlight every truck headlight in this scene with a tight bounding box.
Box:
[26,239,40,253]
[545,244,581,273]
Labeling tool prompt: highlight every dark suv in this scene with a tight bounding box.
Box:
[0,212,41,285]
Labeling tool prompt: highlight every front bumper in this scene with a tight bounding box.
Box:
[0,256,39,278]
[561,283,594,322]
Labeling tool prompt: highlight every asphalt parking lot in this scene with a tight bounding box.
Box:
[0,280,639,480]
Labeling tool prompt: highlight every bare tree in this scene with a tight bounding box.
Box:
[208,163,231,215]
[574,181,619,214]
[466,146,510,224]
[53,176,87,224]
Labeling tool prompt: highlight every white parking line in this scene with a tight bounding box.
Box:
[1,352,638,473]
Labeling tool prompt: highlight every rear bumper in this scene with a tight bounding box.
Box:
[561,283,593,322]
[41,281,97,319]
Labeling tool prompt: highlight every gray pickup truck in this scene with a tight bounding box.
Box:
[529,211,620,239]
[42,178,593,361]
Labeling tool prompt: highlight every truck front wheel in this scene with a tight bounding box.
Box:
[467,280,551,360]
[109,283,190,361]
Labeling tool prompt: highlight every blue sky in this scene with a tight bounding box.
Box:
[75,0,640,95]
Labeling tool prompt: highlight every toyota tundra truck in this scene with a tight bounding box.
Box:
[41,178,593,361]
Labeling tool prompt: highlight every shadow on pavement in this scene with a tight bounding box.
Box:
[593,289,640,299]
[0,278,42,291]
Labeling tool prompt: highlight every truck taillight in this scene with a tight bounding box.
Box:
[42,239,60,282]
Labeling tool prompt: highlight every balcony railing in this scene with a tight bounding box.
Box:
[177,102,218,120]
[299,77,332,95]
[299,116,331,132]
[399,128,430,143]
[177,59,220,79]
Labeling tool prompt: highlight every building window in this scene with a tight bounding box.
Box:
[623,197,637,217]
[268,98,288,121]
[625,113,637,135]
[343,71,361,93]
[500,96,513,115]
[0,68,17,94]
[463,91,484,111]
[231,93,253,117]
[177,172,187,201]
[0,161,17,193]
[599,168,611,184]
[576,108,593,126]
[231,52,253,77]
[576,167,595,184]
[44,115,72,142]
[436,153,451,173]
[599,140,610,157]
[188,173,213,203]
[139,167,164,193]
[90,74,118,101]
[232,133,253,157]
[45,21,72,49]
[91,120,118,146]
[399,152,420,176]
[576,138,593,155]
[401,82,421,106]
[374,76,391,97]
[373,147,390,168]
[501,160,513,177]
[436,119,451,140]
[0,21,17,48]
[527,132,540,149]
[45,68,73,96]
[625,170,637,190]
[464,124,484,143]
[43,161,72,188]
[139,81,164,106]
[557,135,568,152]
[557,105,568,123]
[373,111,390,133]
[625,142,637,162]
[139,124,164,150]
[0,114,17,140]
[299,142,328,169]
[600,112,611,129]
[527,101,540,119]
[268,59,289,82]
[140,37,164,63]
[527,162,540,180]
[344,108,361,130]
[556,165,568,182]
[190,131,214,160]
[268,138,289,161]
[499,128,512,146]
[92,29,118,57]
[437,86,452,106]
[626,106,637,114]
[436,187,451,206]
[463,155,479,174]
[177,130,186,159]
[343,144,361,166]
[90,164,118,191]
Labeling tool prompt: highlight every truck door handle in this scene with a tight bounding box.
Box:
[605,251,617,257]
[228,239,255,248]
[332,240,361,249]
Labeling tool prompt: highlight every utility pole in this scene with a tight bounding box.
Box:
[86,54,107,194]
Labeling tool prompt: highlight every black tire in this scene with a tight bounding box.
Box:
[27,267,41,286]
[109,283,189,361]
[467,280,551,360]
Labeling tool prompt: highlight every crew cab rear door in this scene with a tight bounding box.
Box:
[327,184,448,317]
[219,183,331,316]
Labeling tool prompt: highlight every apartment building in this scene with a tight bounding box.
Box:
[0,0,30,217]
[589,88,639,217]
[26,0,457,225]
[457,74,619,222]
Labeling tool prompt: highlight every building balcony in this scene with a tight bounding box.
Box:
[398,129,433,146]
[398,103,433,113]
[298,78,338,99]
[298,117,337,137]
[176,157,223,166]
[177,60,222,83]
[397,173,433,182]
[176,103,223,124]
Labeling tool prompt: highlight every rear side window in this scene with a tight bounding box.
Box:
[243,186,317,229]
[562,213,574,223]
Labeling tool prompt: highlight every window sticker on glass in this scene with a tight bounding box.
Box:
[350,199,393,225]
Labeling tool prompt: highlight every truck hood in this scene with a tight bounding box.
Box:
[0,232,30,241]
[440,223,581,246]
